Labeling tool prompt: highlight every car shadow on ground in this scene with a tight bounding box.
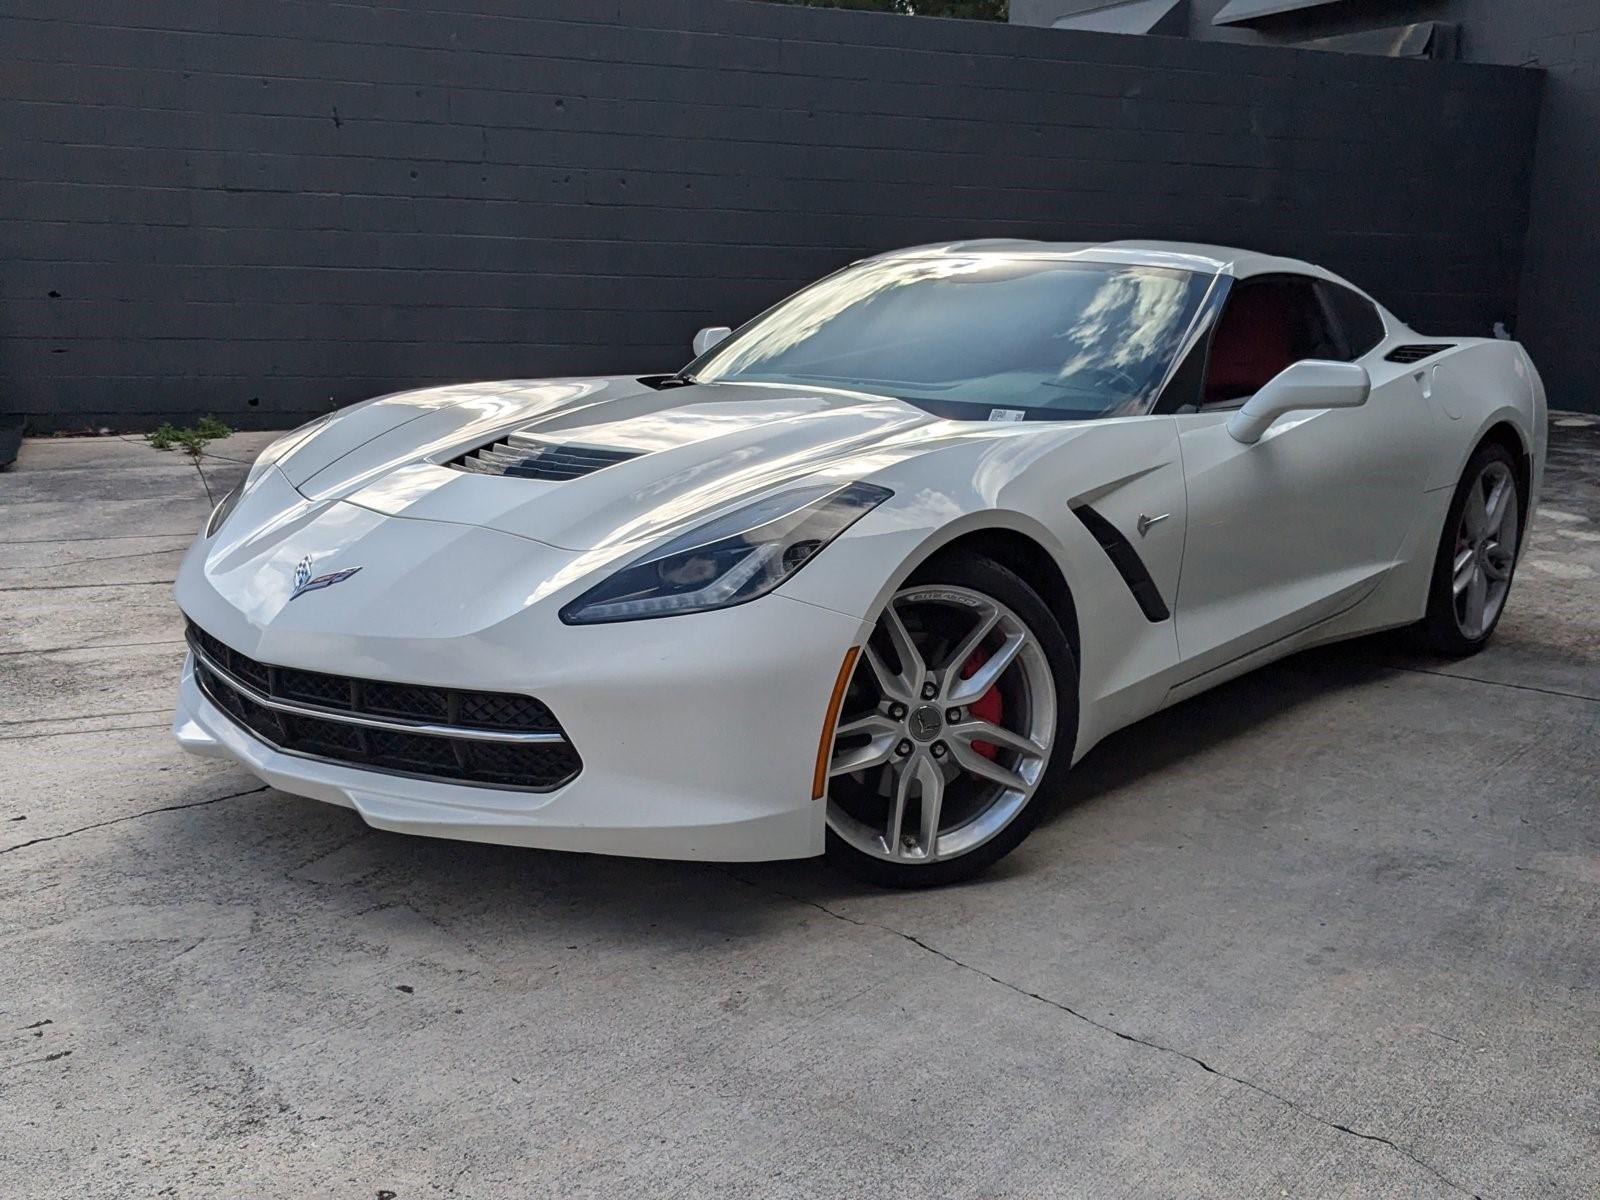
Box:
[167,784,819,946]
[1046,637,1402,823]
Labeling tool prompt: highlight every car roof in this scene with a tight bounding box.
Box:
[866,238,1345,284]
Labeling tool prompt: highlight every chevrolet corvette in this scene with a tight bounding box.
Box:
[173,241,1547,885]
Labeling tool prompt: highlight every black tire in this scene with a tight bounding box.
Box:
[1416,440,1524,658]
[824,551,1078,888]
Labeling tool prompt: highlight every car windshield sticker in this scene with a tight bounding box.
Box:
[988,409,1027,423]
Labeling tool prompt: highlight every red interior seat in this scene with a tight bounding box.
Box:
[1206,285,1295,405]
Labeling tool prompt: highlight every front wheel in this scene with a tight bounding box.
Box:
[1417,441,1524,657]
[824,553,1077,888]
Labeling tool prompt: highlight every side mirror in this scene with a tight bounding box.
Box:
[692,326,732,357]
[1227,360,1371,445]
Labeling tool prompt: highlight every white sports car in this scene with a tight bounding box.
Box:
[173,241,1546,886]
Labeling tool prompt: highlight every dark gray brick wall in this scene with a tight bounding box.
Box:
[0,0,1542,431]
[1172,0,1600,413]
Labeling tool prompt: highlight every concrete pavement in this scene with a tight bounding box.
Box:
[2,420,1597,1199]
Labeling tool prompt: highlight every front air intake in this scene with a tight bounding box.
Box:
[447,432,643,480]
[1385,344,1455,365]
[185,621,582,792]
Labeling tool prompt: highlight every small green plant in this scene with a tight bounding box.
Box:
[194,414,231,439]
[144,422,181,450]
[145,415,232,457]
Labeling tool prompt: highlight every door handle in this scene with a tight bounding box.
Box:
[1136,513,1171,537]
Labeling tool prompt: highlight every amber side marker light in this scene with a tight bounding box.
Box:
[812,646,861,800]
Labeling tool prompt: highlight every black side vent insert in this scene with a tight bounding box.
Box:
[447,432,643,480]
[1385,344,1455,365]
[1071,504,1171,623]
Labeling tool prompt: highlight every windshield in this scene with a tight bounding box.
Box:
[691,256,1211,419]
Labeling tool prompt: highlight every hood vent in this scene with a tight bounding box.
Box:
[1385,344,1455,364]
[447,432,644,480]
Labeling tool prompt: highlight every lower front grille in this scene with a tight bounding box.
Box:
[187,623,581,792]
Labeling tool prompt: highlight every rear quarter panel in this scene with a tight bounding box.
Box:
[1418,340,1546,496]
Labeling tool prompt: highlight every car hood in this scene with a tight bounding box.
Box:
[284,377,956,552]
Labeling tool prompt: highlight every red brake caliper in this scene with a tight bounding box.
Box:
[960,649,1003,759]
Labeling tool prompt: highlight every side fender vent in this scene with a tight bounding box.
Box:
[1071,504,1171,623]
[1385,344,1455,365]
[447,433,643,480]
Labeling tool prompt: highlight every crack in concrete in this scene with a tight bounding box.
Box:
[0,721,170,742]
[192,455,217,506]
[1,1049,74,1073]
[1381,662,1598,706]
[0,533,202,545]
[0,786,269,858]
[0,579,175,592]
[731,875,1486,1200]
[0,544,189,571]
[0,706,170,727]
[0,638,183,658]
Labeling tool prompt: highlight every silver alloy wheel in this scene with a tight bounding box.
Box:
[1452,459,1520,639]
[825,584,1056,864]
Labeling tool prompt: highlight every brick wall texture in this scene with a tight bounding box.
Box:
[1177,0,1600,413]
[0,0,1545,430]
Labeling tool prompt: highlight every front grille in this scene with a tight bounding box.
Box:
[1385,344,1455,364]
[186,621,581,791]
[278,666,353,710]
[446,432,643,480]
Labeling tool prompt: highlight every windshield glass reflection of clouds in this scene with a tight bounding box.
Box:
[697,257,1207,418]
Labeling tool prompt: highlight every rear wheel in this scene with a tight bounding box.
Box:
[824,553,1077,888]
[1418,442,1523,657]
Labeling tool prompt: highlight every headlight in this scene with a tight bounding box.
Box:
[560,482,892,624]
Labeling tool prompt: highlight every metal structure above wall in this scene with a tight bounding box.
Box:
[1047,0,1189,36]
[1211,0,1353,23]
[1301,21,1458,58]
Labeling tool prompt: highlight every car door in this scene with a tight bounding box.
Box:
[1170,274,1433,678]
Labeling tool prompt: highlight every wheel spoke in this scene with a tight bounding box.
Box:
[829,714,899,777]
[1462,486,1490,539]
[837,712,898,739]
[862,644,911,704]
[949,737,1030,794]
[941,606,1000,682]
[914,754,946,861]
[830,740,894,777]
[948,719,1046,762]
[1464,565,1488,636]
[1484,474,1512,534]
[884,752,916,856]
[1452,546,1476,595]
[881,602,927,698]
[945,630,1026,706]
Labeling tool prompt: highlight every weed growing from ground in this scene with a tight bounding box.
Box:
[146,415,232,457]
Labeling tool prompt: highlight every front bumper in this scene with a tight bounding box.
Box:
[173,592,866,863]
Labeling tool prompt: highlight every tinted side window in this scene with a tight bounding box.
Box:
[1319,282,1385,358]
[1203,277,1339,406]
